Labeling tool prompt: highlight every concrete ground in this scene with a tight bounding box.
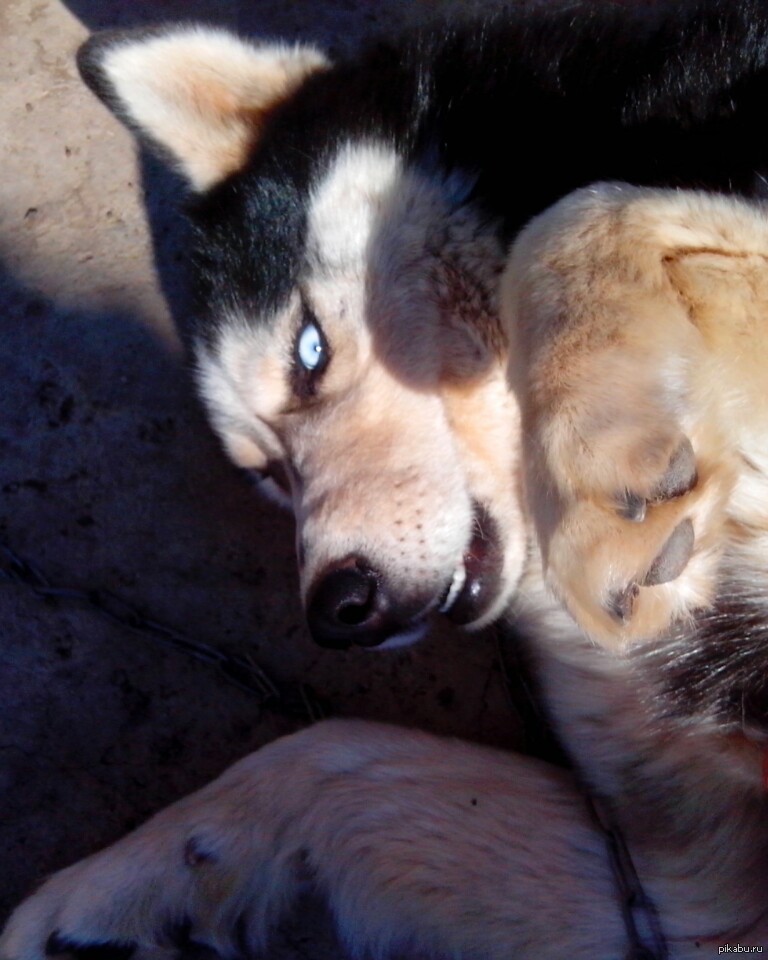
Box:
[0,1,540,955]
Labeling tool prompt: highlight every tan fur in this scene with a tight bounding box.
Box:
[6,181,768,960]
[3,698,766,959]
[85,27,768,647]
[0,721,628,960]
[198,144,525,632]
[504,184,768,646]
[101,29,327,189]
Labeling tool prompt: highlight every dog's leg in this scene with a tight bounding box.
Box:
[1,720,624,960]
[503,184,768,647]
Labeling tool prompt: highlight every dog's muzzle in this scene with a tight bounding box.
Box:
[306,505,504,648]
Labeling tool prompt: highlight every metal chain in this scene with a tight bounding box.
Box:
[0,542,327,723]
[495,626,668,960]
[587,790,669,960]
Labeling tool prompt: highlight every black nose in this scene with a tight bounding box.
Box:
[307,562,398,649]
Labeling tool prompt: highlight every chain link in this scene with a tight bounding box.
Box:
[0,542,327,723]
[496,624,668,960]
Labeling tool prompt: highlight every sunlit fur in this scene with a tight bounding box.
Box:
[89,27,328,190]
[6,182,768,959]
[75,2,768,641]
[506,184,768,647]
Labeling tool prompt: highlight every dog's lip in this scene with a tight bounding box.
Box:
[442,505,504,627]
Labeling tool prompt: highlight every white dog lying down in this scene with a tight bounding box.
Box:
[3,183,768,959]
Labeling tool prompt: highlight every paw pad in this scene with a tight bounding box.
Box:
[614,438,698,523]
[607,582,640,623]
[649,437,698,503]
[615,491,647,523]
[642,518,695,587]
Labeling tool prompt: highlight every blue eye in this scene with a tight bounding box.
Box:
[292,308,330,400]
[297,321,324,371]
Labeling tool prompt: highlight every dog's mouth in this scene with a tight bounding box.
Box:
[439,565,467,615]
[304,505,506,650]
[439,504,504,628]
[370,513,505,646]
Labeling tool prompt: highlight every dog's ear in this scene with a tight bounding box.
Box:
[78,26,329,191]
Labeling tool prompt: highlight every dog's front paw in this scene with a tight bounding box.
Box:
[503,185,749,647]
[1,824,261,960]
[534,406,732,646]
[2,840,189,960]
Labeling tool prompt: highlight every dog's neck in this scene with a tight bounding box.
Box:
[611,729,768,944]
[581,670,768,943]
[511,573,768,945]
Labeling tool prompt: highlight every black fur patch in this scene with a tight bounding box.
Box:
[187,168,307,347]
[638,577,768,732]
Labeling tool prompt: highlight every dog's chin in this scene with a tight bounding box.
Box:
[373,622,433,650]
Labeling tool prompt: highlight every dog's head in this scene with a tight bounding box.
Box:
[79,26,528,648]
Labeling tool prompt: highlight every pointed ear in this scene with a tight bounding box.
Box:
[78,26,329,191]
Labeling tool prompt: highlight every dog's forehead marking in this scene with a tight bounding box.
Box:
[303,141,503,364]
[306,142,402,274]
[305,142,484,280]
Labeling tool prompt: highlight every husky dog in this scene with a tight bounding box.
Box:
[67,1,768,652]
[4,2,768,957]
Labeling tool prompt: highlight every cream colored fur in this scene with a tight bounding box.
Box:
[198,143,525,638]
[5,181,768,960]
[0,721,628,960]
[100,28,327,190]
[3,664,767,959]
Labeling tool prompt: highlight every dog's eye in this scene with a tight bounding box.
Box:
[297,322,325,371]
[292,309,330,398]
